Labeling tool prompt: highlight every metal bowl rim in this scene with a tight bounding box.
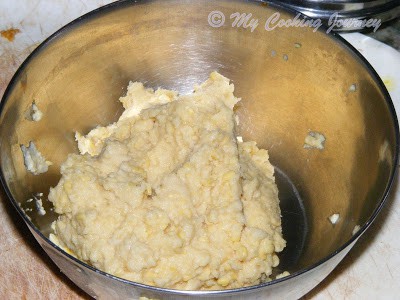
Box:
[0,0,398,296]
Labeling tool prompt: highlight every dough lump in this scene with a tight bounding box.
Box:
[49,72,286,290]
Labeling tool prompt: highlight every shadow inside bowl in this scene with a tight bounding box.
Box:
[274,167,308,275]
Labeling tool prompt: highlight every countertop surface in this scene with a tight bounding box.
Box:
[0,1,399,299]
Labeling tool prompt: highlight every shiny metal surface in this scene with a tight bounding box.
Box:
[0,0,398,299]
[275,0,400,31]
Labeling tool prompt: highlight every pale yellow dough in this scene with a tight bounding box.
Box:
[49,72,286,290]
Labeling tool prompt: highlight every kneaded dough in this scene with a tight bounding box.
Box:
[49,72,286,290]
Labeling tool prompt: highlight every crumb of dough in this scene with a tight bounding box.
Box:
[329,213,340,225]
[49,72,286,290]
[25,101,43,121]
[304,131,326,150]
[34,195,46,216]
[20,141,52,175]
[276,271,290,279]
[35,199,46,215]
[352,225,361,235]
[237,136,243,143]
[349,84,357,92]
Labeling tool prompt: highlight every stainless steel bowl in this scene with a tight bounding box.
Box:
[0,0,398,299]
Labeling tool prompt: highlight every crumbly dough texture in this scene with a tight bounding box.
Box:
[49,72,286,290]
[21,141,52,175]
